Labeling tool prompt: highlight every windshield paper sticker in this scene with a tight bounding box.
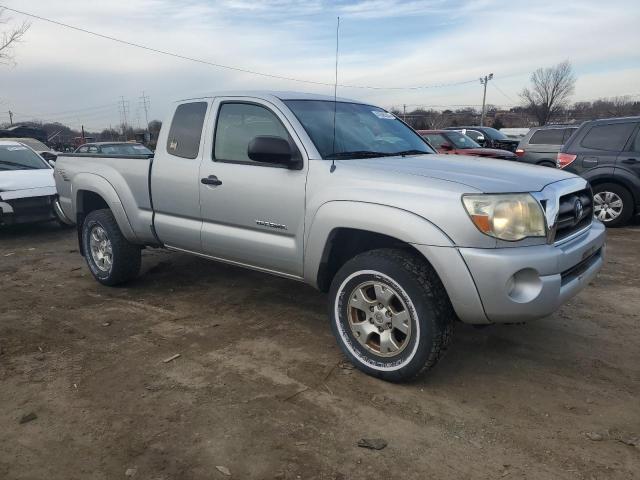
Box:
[372,110,396,120]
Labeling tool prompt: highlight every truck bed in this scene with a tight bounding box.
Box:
[54,153,158,244]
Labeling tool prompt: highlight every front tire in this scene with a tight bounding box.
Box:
[592,183,633,227]
[328,249,455,382]
[82,209,141,286]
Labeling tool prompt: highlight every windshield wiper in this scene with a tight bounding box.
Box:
[0,160,39,169]
[393,149,431,156]
[325,151,395,159]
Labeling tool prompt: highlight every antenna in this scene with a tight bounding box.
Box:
[330,16,340,173]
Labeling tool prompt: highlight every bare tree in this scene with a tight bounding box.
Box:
[0,8,30,65]
[520,61,576,125]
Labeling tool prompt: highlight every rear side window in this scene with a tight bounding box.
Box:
[166,102,208,159]
[580,123,635,151]
[529,128,564,145]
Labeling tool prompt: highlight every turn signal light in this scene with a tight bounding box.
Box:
[557,152,577,169]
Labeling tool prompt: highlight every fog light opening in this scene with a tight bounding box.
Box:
[507,268,543,303]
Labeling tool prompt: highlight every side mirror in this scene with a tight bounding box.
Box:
[248,136,298,168]
[48,159,56,167]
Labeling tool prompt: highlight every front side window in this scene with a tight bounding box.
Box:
[463,130,484,142]
[214,102,290,163]
[581,123,636,151]
[529,128,565,145]
[166,101,208,159]
[77,146,88,153]
[0,144,48,171]
[284,100,432,159]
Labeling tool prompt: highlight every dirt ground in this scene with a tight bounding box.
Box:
[0,222,638,480]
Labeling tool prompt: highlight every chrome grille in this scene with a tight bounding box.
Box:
[554,188,593,242]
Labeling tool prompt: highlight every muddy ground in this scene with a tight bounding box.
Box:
[0,222,638,480]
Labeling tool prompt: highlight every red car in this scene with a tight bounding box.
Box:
[418,129,517,160]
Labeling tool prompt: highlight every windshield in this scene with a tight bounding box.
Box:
[482,127,509,140]
[100,144,153,155]
[18,138,51,151]
[284,100,433,159]
[0,144,48,171]
[445,131,480,149]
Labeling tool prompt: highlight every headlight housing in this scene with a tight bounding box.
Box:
[462,193,546,241]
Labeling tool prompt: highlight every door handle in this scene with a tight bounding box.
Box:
[621,158,638,164]
[201,175,222,186]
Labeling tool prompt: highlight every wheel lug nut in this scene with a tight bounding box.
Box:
[369,306,374,312]
[377,327,383,332]
[378,303,383,308]
[385,311,391,317]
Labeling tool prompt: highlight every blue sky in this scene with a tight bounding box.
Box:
[1,0,639,130]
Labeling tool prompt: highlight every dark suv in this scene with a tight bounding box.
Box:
[558,116,640,226]
[515,125,579,167]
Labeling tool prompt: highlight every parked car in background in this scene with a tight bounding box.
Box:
[74,142,154,156]
[0,140,72,226]
[499,128,530,140]
[515,125,580,168]
[418,129,517,160]
[558,116,640,227]
[54,91,605,382]
[444,126,520,152]
[0,137,59,163]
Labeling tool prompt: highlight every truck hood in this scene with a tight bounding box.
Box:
[0,169,56,199]
[343,154,576,193]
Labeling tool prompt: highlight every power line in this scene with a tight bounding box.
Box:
[0,5,480,91]
[491,82,517,104]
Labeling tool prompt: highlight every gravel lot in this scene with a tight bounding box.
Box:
[1,222,639,479]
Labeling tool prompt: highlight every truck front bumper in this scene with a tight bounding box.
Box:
[458,221,606,323]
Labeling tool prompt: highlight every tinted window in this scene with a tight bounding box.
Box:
[285,100,432,159]
[529,128,565,145]
[464,130,484,142]
[0,144,48,170]
[423,133,449,149]
[580,123,635,151]
[166,102,208,159]
[214,103,290,163]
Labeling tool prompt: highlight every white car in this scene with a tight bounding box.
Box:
[0,140,71,226]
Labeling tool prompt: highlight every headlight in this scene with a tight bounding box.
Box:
[462,193,546,241]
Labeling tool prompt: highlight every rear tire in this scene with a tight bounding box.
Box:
[592,183,634,227]
[82,209,141,286]
[538,161,556,168]
[328,248,455,382]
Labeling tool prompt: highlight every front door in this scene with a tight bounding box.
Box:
[198,98,308,278]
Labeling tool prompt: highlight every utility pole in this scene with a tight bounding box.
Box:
[479,73,493,126]
[403,104,407,122]
[119,96,129,140]
[139,91,151,133]
[8,110,13,125]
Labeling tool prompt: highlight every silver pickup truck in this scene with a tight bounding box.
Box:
[54,91,606,381]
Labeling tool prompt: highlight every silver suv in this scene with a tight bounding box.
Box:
[54,92,606,382]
